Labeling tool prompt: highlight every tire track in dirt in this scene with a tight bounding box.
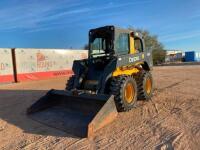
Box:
[154,78,189,94]
[150,90,200,149]
[47,138,79,150]
[90,105,168,149]
[22,136,63,150]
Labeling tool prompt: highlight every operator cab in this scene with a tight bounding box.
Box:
[89,25,144,58]
[89,26,114,58]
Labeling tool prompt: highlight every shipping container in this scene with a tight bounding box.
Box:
[185,51,200,62]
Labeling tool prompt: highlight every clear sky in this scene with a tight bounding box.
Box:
[0,0,199,51]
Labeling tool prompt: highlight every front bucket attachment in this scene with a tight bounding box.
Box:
[27,90,118,137]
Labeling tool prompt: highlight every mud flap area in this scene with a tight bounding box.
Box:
[27,90,118,137]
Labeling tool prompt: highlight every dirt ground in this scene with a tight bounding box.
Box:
[0,66,200,150]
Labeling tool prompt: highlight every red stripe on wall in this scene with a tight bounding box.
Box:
[17,70,73,82]
[0,74,14,83]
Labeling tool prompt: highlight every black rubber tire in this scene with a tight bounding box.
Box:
[65,75,75,90]
[110,76,137,112]
[135,71,153,100]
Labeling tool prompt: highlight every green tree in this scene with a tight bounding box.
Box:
[129,27,166,65]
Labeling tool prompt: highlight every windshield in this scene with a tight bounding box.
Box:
[90,37,106,57]
[89,28,114,58]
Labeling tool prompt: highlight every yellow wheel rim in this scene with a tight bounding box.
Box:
[124,83,135,103]
[145,77,152,94]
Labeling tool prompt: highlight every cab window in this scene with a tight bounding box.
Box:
[134,38,143,52]
[115,33,129,54]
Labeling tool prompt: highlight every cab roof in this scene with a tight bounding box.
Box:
[89,25,143,39]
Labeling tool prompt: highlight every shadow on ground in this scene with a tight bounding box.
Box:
[0,89,87,138]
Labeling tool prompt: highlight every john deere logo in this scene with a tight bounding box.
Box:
[129,56,139,62]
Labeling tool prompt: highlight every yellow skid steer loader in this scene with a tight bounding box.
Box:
[27,26,153,137]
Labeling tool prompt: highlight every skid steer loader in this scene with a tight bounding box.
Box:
[27,26,153,137]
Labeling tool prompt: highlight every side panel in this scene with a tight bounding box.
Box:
[116,53,145,67]
[185,51,195,62]
[112,67,139,77]
[115,51,152,74]
[0,48,14,83]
